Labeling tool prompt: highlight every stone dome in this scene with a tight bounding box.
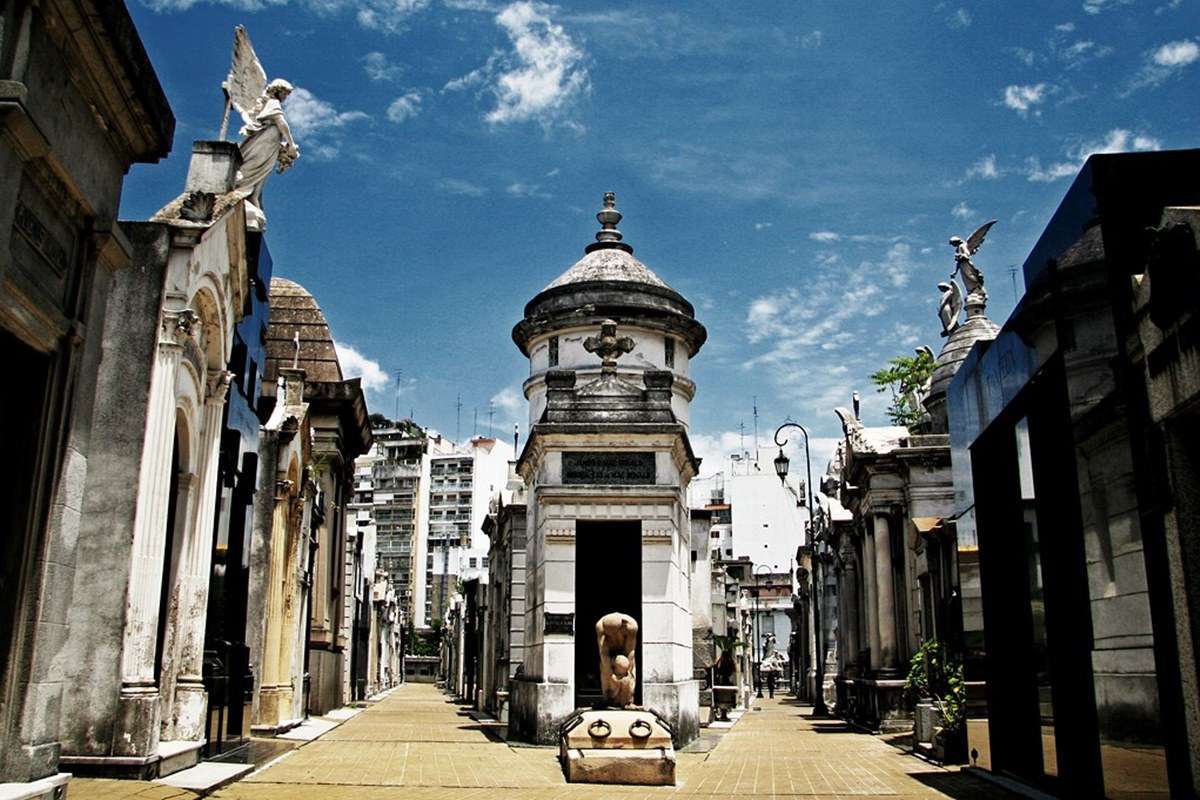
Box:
[513,193,706,357]
[264,277,344,386]
[542,247,672,292]
[922,305,999,433]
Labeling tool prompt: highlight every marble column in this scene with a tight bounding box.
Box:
[863,531,880,672]
[873,513,898,673]
[276,492,306,721]
[120,309,194,717]
[170,370,232,740]
[841,551,861,675]
[256,479,294,729]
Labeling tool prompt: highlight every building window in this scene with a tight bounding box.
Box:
[469,557,477,568]
[548,335,559,367]
[664,336,675,368]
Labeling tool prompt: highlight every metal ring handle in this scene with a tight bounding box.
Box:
[587,719,611,739]
[628,719,653,740]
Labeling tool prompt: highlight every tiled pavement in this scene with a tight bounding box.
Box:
[69,684,1019,799]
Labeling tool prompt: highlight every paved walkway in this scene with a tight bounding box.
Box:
[70,684,1017,799]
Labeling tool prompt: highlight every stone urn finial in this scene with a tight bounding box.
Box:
[586,191,634,254]
[584,319,635,372]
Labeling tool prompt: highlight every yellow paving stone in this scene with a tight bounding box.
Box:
[70,683,1019,800]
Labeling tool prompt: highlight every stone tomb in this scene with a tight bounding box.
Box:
[509,326,701,749]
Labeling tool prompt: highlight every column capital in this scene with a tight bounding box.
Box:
[276,479,295,500]
[206,370,234,403]
[161,308,198,347]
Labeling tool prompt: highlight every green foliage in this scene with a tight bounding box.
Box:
[712,634,745,655]
[905,639,966,734]
[870,350,936,428]
[406,626,440,657]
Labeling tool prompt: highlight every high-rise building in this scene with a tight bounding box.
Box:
[352,421,427,625]
[419,436,513,627]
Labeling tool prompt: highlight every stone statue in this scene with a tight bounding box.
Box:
[220,26,300,232]
[948,219,996,303]
[596,612,638,708]
[937,280,963,335]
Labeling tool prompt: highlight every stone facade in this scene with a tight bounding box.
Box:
[947,149,1200,797]
[256,278,372,719]
[0,0,172,791]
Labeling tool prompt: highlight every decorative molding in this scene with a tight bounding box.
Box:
[206,369,234,403]
[161,308,198,347]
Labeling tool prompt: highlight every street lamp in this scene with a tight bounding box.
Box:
[753,563,772,699]
[774,421,829,717]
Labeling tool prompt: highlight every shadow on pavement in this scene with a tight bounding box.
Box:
[907,770,1022,798]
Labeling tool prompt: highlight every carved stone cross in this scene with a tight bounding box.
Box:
[584,319,635,369]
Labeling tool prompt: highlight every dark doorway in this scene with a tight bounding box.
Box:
[574,520,641,708]
[0,330,51,697]
[154,433,183,685]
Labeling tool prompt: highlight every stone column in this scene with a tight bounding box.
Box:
[873,513,898,673]
[863,530,880,672]
[841,552,860,674]
[119,309,194,716]
[276,491,306,721]
[256,479,294,730]
[170,370,233,740]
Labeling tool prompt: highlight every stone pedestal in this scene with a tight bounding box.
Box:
[560,709,676,786]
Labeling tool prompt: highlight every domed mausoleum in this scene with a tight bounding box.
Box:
[508,194,706,748]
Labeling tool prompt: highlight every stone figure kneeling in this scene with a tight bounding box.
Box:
[596,612,638,708]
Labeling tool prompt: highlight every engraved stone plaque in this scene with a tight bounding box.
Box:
[562,452,655,485]
[544,612,574,635]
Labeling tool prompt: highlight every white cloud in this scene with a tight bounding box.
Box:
[754,222,773,231]
[436,177,488,196]
[1002,83,1048,115]
[491,386,524,413]
[506,180,551,198]
[892,322,921,346]
[334,341,390,395]
[1025,128,1161,182]
[966,154,1000,179]
[1011,47,1036,66]
[947,7,972,27]
[1083,0,1132,13]
[386,91,424,123]
[1154,39,1200,67]
[286,87,369,136]
[1055,21,1077,31]
[1122,38,1200,93]
[284,87,369,159]
[143,0,429,31]
[363,51,403,81]
[801,30,823,48]
[447,1,589,128]
[951,201,974,220]
[881,242,916,288]
[809,230,841,243]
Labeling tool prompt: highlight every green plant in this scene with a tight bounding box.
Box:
[870,350,936,428]
[905,639,966,734]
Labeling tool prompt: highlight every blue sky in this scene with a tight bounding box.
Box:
[119,0,1199,474]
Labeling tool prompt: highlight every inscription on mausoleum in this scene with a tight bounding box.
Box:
[562,452,655,485]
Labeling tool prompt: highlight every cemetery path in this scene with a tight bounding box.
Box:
[70,683,1019,799]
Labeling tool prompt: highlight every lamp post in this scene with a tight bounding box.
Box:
[773,421,829,716]
[753,563,771,699]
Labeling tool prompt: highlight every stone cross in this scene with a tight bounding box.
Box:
[584,319,635,370]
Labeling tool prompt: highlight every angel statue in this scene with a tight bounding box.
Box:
[937,280,963,336]
[949,219,997,303]
[220,26,300,232]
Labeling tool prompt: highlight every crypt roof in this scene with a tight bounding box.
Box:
[264,277,344,385]
[513,192,707,356]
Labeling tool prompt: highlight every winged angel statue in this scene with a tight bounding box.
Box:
[222,26,300,232]
[939,219,996,335]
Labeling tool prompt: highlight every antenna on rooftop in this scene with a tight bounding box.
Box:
[473,407,478,437]
[394,368,403,422]
[1008,265,1020,304]
[455,393,462,443]
[487,401,495,437]
[753,396,760,466]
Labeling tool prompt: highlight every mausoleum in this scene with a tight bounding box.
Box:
[508,193,706,746]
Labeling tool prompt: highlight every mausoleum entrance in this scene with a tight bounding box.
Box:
[574,520,641,708]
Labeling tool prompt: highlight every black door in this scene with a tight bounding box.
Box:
[574,520,641,708]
